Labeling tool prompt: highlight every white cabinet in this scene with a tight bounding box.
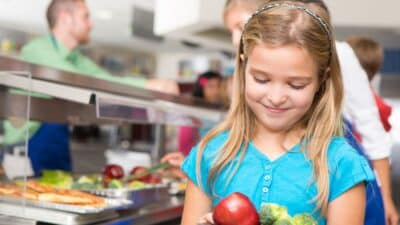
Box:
[154,0,233,52]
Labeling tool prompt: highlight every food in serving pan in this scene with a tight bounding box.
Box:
[33,163,172,193]
[128,166,162,184]
[71,164,164,191]
[0,181,105,207]
[38,170,73,189]
[102,164,124,186]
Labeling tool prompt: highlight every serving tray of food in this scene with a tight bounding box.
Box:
[0,195,132,214]
[70,163,170,199]
[0,181,133,214]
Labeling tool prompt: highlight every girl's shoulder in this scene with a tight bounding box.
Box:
[326,136,373,177]
[204,130,230,149]
[190,131,230,158]
[326,136,362,162]
[326,137,375,202]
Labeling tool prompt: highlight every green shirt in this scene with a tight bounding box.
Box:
[2,35,147,145]
[20,35,147,87]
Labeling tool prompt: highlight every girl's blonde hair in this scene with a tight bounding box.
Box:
[197,1,343,216]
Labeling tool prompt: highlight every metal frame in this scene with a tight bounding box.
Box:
[0,55,225,124]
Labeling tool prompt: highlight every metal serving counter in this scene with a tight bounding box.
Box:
[98,196,184,225]
[0,194,184,225]
[0,55,218,225]
[0,55,225,125]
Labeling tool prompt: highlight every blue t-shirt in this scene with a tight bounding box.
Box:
[181,131,374,224]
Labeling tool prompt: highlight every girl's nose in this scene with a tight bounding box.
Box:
[267,87,288,106]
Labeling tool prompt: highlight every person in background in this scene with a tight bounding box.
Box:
[192,71,223,137]
[2,0,179,176]
[346,36,398,225]
[346,36,392,132]
[22,0,179,93]
[162,71,222,177]
[225,0,397,224]
[160,0,266,172]
[182,2,373,224]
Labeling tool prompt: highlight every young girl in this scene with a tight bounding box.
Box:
[225,2,396,224]
[181,2,374,225]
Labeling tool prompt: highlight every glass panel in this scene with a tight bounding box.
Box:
[96,95,213,127]
[0,70,33,221]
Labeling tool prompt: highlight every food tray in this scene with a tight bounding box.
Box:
[85,183,167,198]
[0,195,133,214]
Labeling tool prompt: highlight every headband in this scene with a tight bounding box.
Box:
[241,2,333,65]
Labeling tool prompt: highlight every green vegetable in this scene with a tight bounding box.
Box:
[273,217,293,225]
[292,214,317,225]
[38,170,73,189]
[77,176,94,184]
[260,203,289,225]
[71,182,97,190]
[128,180,146,189]
[84,174,103,188]
[107,179,124,189]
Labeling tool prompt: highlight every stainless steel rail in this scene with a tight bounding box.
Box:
[0,55,226,125]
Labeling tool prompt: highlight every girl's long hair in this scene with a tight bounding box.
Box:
[198,1,343,215]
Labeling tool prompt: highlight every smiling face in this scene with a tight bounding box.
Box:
[245,43,320,133]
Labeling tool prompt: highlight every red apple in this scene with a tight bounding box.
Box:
[213,192,260,225]
[130,166,151,182]
[102,164,124,185]
[146,174,162,184]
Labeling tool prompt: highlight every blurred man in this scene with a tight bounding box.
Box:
[23,0,178,92]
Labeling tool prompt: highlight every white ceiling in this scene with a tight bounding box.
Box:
[0,0,399,53]
[0,0,192,53]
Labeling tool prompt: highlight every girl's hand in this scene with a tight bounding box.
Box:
[383,198,399,225]
[161,151,185,167]
[198,212,215,225]
[160,151,186,179]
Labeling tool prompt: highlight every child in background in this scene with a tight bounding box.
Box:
[345,35,398,225]
[181,2,373,225]
[346,36,392,132]
[161,71,222,177]
[179,71,222,156]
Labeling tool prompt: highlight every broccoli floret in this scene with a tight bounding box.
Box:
[273,217,293,225]
[259,203,289,225]
[292,214,317,225]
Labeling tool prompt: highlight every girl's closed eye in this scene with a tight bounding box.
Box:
[289,83,307,90]
[252,75,269,84]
